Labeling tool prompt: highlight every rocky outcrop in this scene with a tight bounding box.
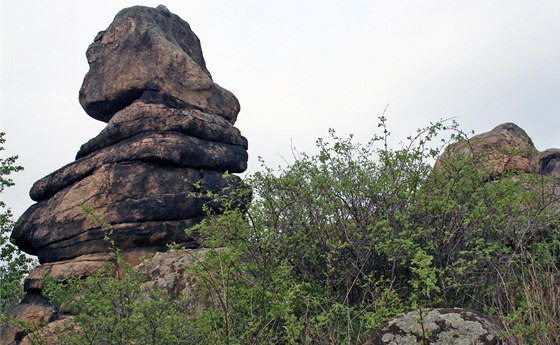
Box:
[11,5,248,265]
[435,123,539,178]
[371,308,500,345]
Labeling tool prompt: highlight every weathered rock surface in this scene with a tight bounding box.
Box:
[436,123,539,178]
[79,5,240,123]
[24,253,111,291]
[23,250,160,292]
[136,248,219,310]
[371,308,500,345]
[540,148,560,176]
[18,317,76,345]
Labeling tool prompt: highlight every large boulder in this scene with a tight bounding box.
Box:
[435,123,539,178]
[371,308,501,345]
[79,5,240,123]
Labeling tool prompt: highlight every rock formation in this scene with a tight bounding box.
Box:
[3,6,248,343]
[11,4,248,266]
[434,122,560,183]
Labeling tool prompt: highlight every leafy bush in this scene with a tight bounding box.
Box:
[188,118,559,344]
[42,258,194,345]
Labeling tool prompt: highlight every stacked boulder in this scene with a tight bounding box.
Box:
[11,5,248,286]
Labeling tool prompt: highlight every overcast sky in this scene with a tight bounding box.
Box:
[2,0,560,219]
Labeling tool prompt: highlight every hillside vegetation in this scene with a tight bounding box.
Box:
[4,119,560,344]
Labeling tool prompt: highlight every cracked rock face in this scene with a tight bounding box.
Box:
[372,308,500,345]
[11,5,248,264]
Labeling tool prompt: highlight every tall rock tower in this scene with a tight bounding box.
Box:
[11,4,248,285]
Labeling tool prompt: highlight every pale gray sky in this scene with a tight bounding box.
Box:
[2,0,560,219]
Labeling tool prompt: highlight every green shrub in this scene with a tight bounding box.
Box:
[189,118,559,343]
[42,259,194,345]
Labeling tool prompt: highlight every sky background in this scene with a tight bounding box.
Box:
[1,0,560,220]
